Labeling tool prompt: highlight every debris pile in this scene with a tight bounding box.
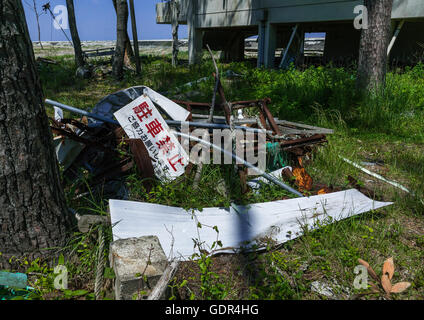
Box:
[49,89,162,200]
[171,79,332,196]
[50,116,141,199]
[47,73,335,199]
[44,73,398,301]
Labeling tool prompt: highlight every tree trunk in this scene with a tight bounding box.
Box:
[357,0,393,93]
[113,0,128,79]
[0,0,73,269]
[32,0,43,49]
[171,0,180,67]
[112,0,134,66]
[129,0,141,74]
[66,0,85,68]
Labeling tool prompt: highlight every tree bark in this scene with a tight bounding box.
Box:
[112,0,134,66]
[357,0,393,93]
[0,0,73,269]
[32,0,43,49]
[66,0,85,68]
[129,0,141,74]
[112,0,128,79]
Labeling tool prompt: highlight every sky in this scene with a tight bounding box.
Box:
[23,0,324,42]
[23,0,188,41]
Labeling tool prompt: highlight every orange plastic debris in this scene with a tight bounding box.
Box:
[317,186,332,195]
[293,167,313,191]
[317,188,327,195]
[297,156,303,167]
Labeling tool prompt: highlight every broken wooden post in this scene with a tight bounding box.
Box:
[147,260,180,300]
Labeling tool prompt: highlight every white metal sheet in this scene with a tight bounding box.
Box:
[109,189,393,260]
[142,86,191,121]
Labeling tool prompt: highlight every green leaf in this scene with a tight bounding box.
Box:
[86,293,95,300]
[63,289,73,297]
[58,254,65,266]
[71,290,89,297]
[104,267,115,279]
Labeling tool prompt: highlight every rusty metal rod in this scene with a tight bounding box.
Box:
[45,99,281,135]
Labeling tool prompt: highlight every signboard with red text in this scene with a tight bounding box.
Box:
[114,95,189,180]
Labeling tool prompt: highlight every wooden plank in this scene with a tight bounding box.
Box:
[235,119,334,134]
[278,127,333,135]
[83,47,115,58]
[276,119,334,134]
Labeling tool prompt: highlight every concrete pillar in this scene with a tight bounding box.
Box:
[188,28,203,65]
[188,0,203,65]
[257,21,266,67]
[264,22,277,68]
[258,21,277,68]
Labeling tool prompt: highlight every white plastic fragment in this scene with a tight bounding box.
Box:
[311,281,335,298]
[247,167,292,192]
[54,106,64,122]
[311,280,350,299]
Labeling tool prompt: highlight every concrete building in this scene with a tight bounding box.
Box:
[156,0,424,67]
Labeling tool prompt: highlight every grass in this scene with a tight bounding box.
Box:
[2,50,423,300]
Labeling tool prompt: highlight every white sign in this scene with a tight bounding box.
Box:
[53,5,68,30]
[114,95,189,181]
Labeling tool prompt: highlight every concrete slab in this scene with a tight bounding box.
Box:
[110,236,169,300]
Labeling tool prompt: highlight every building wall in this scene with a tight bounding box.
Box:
[157,0,424,26]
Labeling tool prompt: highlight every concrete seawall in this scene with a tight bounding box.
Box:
[33,38,325,52]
